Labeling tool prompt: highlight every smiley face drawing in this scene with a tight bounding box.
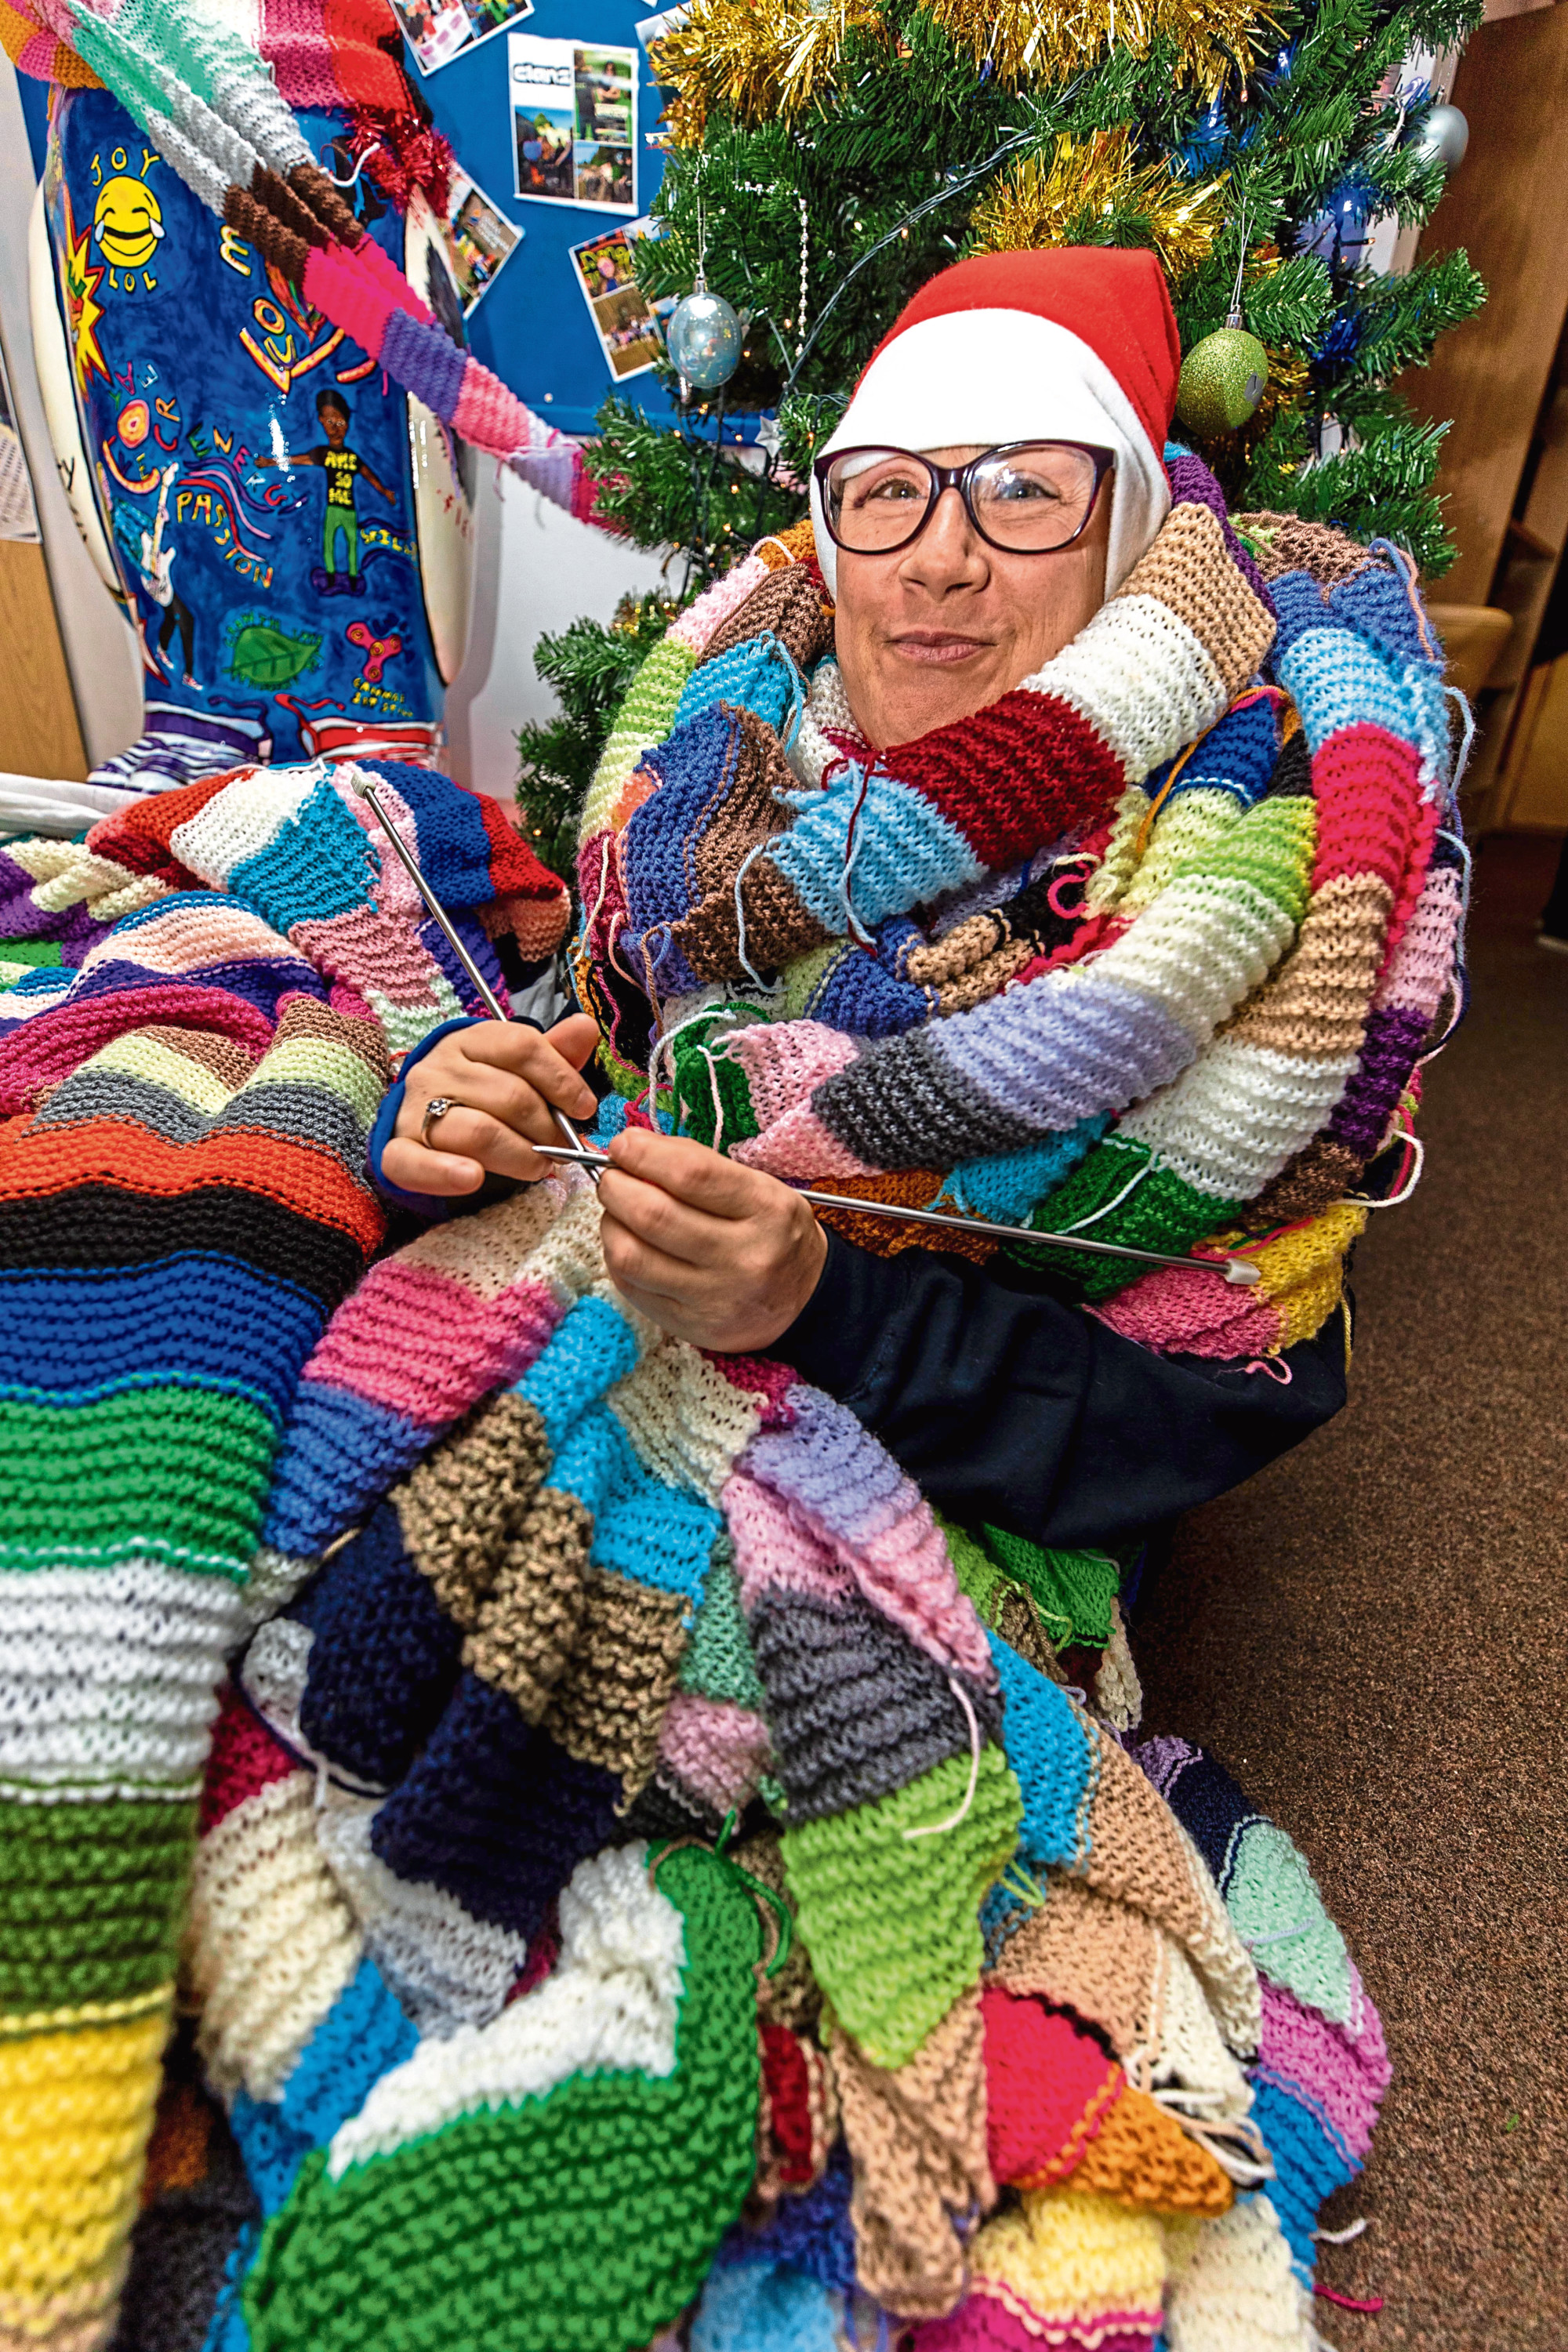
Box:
[93,176,164,272]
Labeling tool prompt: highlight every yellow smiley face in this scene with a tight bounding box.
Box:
[94,176,164,271]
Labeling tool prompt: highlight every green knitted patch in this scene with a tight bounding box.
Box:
[1018,1145,1242,1301]
[0,938,63,969]
[782,1746,1021,2069]
[980,1527,1118,1650]
[0,1388,276,1576]
[673,1021,760,1152]
[244,1846,760,2352]
[597,1035,648,1101]
[680,1541,766,1711]
[0,1794,195,2013]
[1172,793,1316,925]
[783,941,848,1024]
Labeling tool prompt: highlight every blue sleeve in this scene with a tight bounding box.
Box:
[367,1015,534,1222]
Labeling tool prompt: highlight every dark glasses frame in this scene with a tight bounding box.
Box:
[812,440,1116,559]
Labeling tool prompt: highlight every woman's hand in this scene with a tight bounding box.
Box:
[383,1012,600,1197]
[598,1127,828,1352]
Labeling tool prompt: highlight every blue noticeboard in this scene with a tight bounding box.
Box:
[416,0,681,438]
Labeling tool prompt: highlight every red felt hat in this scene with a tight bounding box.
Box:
[867,247,1181,470]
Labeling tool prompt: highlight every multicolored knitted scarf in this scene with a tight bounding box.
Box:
[573,454,1462,1362]
[5,753,1389,2350]
[2,0,601,518]
[2,445,1445,2350]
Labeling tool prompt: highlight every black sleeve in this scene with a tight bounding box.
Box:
[769,1229,1348,1551]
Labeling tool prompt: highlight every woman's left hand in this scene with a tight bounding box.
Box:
[597,1127,827,1352]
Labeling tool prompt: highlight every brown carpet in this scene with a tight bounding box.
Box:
[1136,830,1568,2348]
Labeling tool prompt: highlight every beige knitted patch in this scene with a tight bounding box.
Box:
[1235,508,1374,588]
[1118,502,1276,695]
[988,1874,1162,2070]
[396,1390,551,1632]
[1225,870,1392,1059]
[462,1483,594,1719]
[830,1988,994,2319]
[540,1566,688,1797]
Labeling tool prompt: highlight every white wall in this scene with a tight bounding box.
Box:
[442,472,670,801]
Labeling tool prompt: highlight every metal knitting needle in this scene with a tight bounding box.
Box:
[531,1142,1261,1286]
[349,772,599,1180]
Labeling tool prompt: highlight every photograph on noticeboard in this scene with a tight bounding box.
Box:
[568,218,673,380]
[390,0,534,78]
[509,34,637,212]
[441,168,524,314]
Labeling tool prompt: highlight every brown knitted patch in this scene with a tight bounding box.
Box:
[1225,871,1392,1060]
[935,933,1036,1015]
[829,1989,993,2318]
[1234,510,1374,588]
[270,991,394,1080]
[673,712,829,979]
[223,187,309,289]
[463,1484,593,1715]
[904,906,1005,987]
[733,1831,820,2035]
[286,162,362,249]
[141,1025,260,1091]
[251,164,328,252]
[810,1168,998,1266]
[1082,1727,1209,1954]
[1118,501,1276,694]
[700,562,833,673]
[1247,1136,1364,1226]
[987,1874,1160,2066]
[540,1567,687,1795]
[993,1588,1065,1682]
[396,1390,551,1631]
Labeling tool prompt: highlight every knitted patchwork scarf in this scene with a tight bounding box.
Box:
[573,453,1463,1362]
[5,749,1388,2348]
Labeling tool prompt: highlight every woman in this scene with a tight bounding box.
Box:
[369,247,1428,1580]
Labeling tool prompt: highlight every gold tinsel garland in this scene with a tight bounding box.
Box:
[651,0,1274,143]
[968,130,1229,279]
[923,0,1272,98]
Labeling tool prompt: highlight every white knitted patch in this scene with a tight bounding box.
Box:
[188,1773,363,2103]
[1119,1037,1360,1201]
[1162,2195,1314,2351]
[0,1563,242,1786]
[608,1337,763,1507]
[1040,594,1230,782]
[328,1842,684,2175]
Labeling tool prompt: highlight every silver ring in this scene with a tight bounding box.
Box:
[420,1094,461,1149]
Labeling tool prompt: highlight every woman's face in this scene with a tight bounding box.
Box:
[831,446,1112,750]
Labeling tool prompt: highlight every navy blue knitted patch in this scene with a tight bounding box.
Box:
[297,1501,463,1785]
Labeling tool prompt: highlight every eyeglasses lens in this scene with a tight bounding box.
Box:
[826,444,1101,553]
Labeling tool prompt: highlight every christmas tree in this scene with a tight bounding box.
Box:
[518,0,1484,873]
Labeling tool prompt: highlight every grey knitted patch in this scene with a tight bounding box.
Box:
[812,1028,1038,1171]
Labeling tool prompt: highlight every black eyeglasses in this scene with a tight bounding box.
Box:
[814,441,1115,558]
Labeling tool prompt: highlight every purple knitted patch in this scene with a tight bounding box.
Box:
[380,307,467,423]
[1327,1004,1430,1158]
[1165,450,1276,614]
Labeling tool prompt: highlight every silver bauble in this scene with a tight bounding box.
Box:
[1410,103,1469,173]
[666,289,742,390]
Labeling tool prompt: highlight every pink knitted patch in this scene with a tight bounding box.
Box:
[300,1264,561,1425]
[1091,1265,1282,1359]
[668,555,771,653]
[704,1352,798,1427]
[657,1693,771,1813]
[199,1682,297,1837]
[303,245,390,363]
[853,1510,994,1685]
[724,1020,860,1133]
[916,2292,1157,2352]
[1308,724,1422,894]
[0,984,276,1115]
[723,1471,853,1611]
[1372,862,1461,1018]
[982,1987,1124,2187]
[291,906,450,1011]
[732,1099,877,1181]
[1255,1972,1391,2165]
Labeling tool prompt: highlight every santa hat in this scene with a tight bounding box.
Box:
[811,247,1181,599]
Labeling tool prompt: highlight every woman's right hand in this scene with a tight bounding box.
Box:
[381,1012,600,1198]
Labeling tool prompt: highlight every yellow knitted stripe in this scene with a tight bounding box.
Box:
[1248,1200,1367,1347]
[95,1034,233,1115]
[971,2183,1167,2323]
[579,638,699,844]
[1083,788,1151,914]
[230,1036,388,1127]
[0,2005,169,2303]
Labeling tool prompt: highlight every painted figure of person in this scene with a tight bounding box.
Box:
[118,461,200,685]
[257,387,394,597]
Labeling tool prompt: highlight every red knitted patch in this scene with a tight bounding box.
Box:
[704,1352,798,1427]
[884,691,1122,871]
[199,1682,297,1837]
[473,786,574,904]
[759,2021,818,2187]
[1308,723,1423,894]
[982,1985,1124,2187]
[85,772,235,885]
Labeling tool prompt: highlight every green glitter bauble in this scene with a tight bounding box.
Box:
[1174,327,1270,437]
